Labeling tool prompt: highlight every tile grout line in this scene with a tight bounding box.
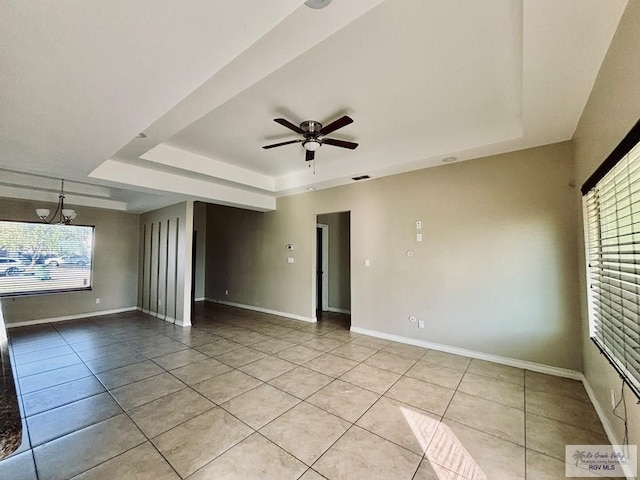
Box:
[6,307,598,480]
[304,348,427,474]
[49,311,336,477]
[49,317,191,479]
[53,319,186,480]
[15,314,423,478]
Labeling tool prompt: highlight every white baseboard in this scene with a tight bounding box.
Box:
[326,307,351,315]
[353,323,628,461]
[194,297,205,302]
[6,307,138,328]
[209,299,316,323]
[350,326,583,380]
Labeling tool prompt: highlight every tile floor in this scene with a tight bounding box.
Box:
[0,303,613,479]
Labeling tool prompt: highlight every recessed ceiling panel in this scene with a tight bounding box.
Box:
[166,0,522,177]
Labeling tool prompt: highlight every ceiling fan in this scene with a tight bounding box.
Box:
[262,115,358,161]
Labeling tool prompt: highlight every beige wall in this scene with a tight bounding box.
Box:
[205,204,273,308]
[317,212,351,312]
[205,141,581,370]
[139,201,193,325]
[0,197,139,324]
[573,0,640,448]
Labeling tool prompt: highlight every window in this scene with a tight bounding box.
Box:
[0,221,94,297]
[582,119,640,399]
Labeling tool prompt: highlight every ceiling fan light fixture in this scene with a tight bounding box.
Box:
[303,139,321,151]
[305,0,332,9]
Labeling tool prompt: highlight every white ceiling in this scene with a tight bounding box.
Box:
[0,0,628,213]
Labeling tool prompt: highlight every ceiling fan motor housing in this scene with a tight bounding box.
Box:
[301,121,322,152]
[300,120,322,133]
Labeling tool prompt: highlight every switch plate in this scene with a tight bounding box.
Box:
[416,221,422,229]
[416,233,423,242]
[365,259,370,267]
[287,257,295,264]
[95,298,100,304]
[418,320,425,328]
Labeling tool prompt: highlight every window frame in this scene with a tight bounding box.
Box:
[0,219,95,298]
[582,119,640,400]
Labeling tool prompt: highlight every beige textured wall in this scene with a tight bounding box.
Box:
[573,0,640,448]
[205,141,581,369]
[0,197,139,324]
[139,202,192,325]
[317,212,351,312]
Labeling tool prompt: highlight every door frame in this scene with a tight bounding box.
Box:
[316,223,329,313]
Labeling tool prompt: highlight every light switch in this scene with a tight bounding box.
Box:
[287,257,294,264]
[416,221,422,229]
[364,259,370,267]
[418,320,425,329]
[416,233,422,242]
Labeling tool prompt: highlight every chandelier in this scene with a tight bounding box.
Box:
[35,179,77,225]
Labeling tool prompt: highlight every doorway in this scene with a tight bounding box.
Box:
[316,224,329,315]
[315,212,351,326]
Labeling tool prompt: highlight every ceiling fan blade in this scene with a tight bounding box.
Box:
[306,150,315,162]
[262,139,302,149]
[318,115,353,136]
[274,118,304,134]
[323,138,359,150]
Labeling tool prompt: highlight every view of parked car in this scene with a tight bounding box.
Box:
[43,255,64,267]
[0,258,25,276]
[61,255,90,266]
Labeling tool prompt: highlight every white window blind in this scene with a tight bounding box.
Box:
[0,221,94,298]
[584,139,640,399]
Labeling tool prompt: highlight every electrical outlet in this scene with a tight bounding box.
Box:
[225,289,229,296]
[418,320,425,328]
[95,298,100,304]
[416,233,423,242]
[416,221,422,229]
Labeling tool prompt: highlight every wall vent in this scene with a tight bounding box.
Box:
[352,175,371,181]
